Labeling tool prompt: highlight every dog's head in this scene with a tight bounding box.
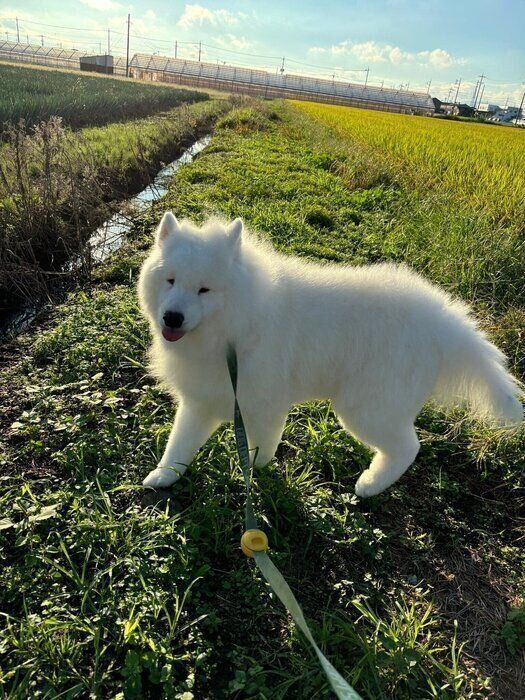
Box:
[138,212,243,342]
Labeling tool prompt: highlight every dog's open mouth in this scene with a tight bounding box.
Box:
[162,327,185,342]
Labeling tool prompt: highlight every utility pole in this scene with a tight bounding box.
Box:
[280,56,285,74]
[26,34,29,44]
[476,84,485,110]
[364,67,369,88]
[515,87,525,125]
[198,41,202,61]
[16,17,20,43]
[447,86,453,102]
[41,34,44,47]
[125,13,130,77]
[453,77,462,105]
[471,79,480,107]
[107,28,111,55]
[426,79,432,94]
[472,73,486,107]
[174,41,178,58]
[380,79,384,90]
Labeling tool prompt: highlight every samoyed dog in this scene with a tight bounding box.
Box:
[138,212,522,497]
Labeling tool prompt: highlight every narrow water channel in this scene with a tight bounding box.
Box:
[1,135,211,341]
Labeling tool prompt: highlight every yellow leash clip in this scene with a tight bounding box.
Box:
[240,529,269,558]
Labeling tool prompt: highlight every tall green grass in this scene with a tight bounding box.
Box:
[0,99,229,316]
[0,62,209,129]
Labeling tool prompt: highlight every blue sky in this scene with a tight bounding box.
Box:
[1,1,524,105]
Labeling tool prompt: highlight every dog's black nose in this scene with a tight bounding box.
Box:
[163,311,184,329]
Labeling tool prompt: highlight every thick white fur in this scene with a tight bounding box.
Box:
[138,213,523,497]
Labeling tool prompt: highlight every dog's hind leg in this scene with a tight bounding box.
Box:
[143,402,221,489]
[353,426,420,497]
[334,403,420,497]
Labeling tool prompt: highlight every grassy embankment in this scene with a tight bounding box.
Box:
[0,62,208,129]
[0,102,524,698]
[0,63,230,315]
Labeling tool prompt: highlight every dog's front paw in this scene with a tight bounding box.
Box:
[354,470,385,498]
[143,466,182,489]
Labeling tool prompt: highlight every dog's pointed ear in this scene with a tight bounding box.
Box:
[226,218,243,247]
[156,211,180,245]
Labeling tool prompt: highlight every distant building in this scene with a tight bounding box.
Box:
[79,54,114,75]
[489,106,520,123]
[487,103,501,113]
[432,98,474,117]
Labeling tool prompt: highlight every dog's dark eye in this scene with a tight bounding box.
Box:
[167,279,174,285]
[198,287,210,294]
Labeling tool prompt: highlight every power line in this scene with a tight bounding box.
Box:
[2,14,521,99]
[1,15,368,76]
[1,16,123,34]
[285,56,368,73]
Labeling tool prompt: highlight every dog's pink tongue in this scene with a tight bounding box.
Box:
[162,327,185,342]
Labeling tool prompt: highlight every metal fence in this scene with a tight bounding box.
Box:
[129,54,436,115]
[0,41,127,75]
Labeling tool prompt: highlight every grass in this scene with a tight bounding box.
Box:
[80,99,228,186]
[0,101,524,698]
[0,62,209,130]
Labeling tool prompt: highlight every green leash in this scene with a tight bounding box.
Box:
[226,346,361,700]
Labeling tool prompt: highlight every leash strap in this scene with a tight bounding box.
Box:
[226,347,361,700]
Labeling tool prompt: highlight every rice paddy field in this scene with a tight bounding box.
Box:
[0,93,524,699]
[0,62,208,129]
[293,101,525,227]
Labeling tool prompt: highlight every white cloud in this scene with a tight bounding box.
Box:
[177,4,214,27]
[110,9,158,37]
[388,46,413,64]
[214,33,251,51]
[349,41,390,63]
[331,41,351,56]
[418,48,466,68]
[80,0,122,11]
[177,4,245,28]
[309,40,466,68]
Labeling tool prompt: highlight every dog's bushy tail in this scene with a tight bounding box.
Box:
[432,305,523,426]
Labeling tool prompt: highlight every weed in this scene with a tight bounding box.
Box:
[501,608,525,655]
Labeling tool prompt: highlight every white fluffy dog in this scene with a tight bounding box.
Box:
[138,212,522,497]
